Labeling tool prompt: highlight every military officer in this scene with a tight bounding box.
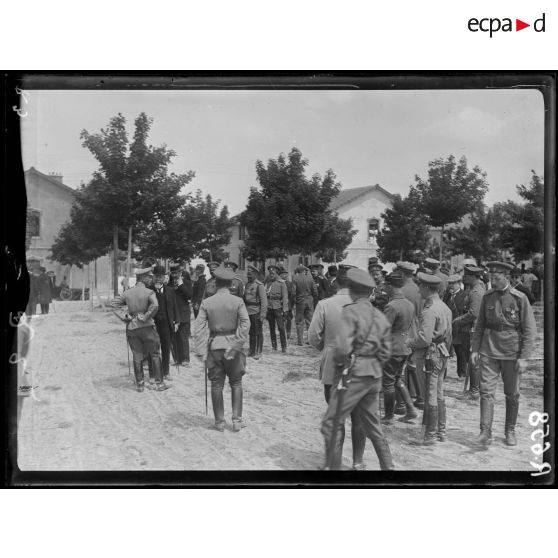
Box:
[111,265,168,392]
[309,264,367,470]
[471,261,537,446]
[193,266,250,432]
[293,265,318,345]
[326,265,339,296]
[265,265,289,352]
[369,262,389,312]
[278,266,295,340]
[443,273,468,378]
[203,261,221,299]
[510,267,535,304]
[321,268,394,470]
[192,263,207,317]
[424,257,448,297]
[310,264,330,300]
[407,273,453,445]
[397,261,424,410]
[381,270,418,424]
[224,261,245,298]
[243,264,267,359]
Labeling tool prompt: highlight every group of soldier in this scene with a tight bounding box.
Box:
[111,252,538,469]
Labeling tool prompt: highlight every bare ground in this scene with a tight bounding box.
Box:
[17,300,545,472]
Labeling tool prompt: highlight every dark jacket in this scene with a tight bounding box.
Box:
[36,273,53,304]
[192,275,206,307]
[443,288,468,344]
[511,281,535,305]
[150,284,179,330]
[171,279,193,323]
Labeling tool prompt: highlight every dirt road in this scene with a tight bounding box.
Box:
[17,301,545,471]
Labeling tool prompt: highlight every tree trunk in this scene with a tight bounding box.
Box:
[439,224,444,263]
[112,225,119,297]
[125,225,132,290]
[81,268,85,301]
[88,264,93,310]
[399,248,403,261]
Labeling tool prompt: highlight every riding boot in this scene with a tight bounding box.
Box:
[133,361,145,391]
[423,406,438,445]
[437,399,447,441]
[397,382,418,422]
[151,356,169,390]
[394,390,406,415]
[211,388,226,431]
[371,438,395,470]
[476,398,494,445]
[279,328,287,352]
[381,391,396,424]
[409,367,424,409]
[231,386,244,432]
[406,365,417,398]
[146,356,154,380]
[256,332,263,359]
[504,397,519,446]
[351,415,366,467]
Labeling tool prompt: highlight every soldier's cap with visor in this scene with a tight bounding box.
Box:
[416,271,442,286]
[462,258,477,266]
[247,264,260,274]
[486,261,514,274]
[267,264,281,272]
[224,261,239,270]
[368,256,379,265]
[369,263,383,271]
[153,264,167,276]
[385,270,405,287]
[295,264,309,273]
[463,264,483,277]
[396,261,416,274]
[424,257,440,270]
[214,266,235,282]
[276,264,287,274]
[346,267,376,292]
[337,263,356,279]
[207,261,221,269]
[447,273,462,284]
[133,265,154,276]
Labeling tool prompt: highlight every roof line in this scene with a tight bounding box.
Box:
[25,167,77,196]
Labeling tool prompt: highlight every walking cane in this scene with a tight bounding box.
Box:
[111,309,132,376]
[204,361,208,415]
[463,356,471,393]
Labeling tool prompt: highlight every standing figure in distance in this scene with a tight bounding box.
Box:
[224,261,245,298]
[326,265,339,296]
[203,261,221,299]
[192,263,206,318]
[278,266,295,340]
[111,265,168,392]
[243,264,267,359]
[37,267,53,314]
[443,273,468,378]
[265,265,289,353]
[471,261,537,447]
[293,265,318,346]
[321,268,394,470]
[169,264,193,367]
[310,264,330,301]
[510,267,535,305]
[193,266,250,432]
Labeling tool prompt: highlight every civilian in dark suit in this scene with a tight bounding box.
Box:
[192,264,206,318]
[37,267,53,314]
[151,265,180,380]
[443,274,468,378]
[169,265,193,365]
[511,268,535,305]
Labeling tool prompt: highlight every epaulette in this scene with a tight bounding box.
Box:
[342,301,357,308]
[509,287,527,299]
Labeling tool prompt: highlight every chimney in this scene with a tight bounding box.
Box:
[49,172,63,183]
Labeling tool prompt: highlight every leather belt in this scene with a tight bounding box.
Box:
[486,324,519,332]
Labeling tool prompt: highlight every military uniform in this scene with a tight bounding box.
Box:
[452,266,485,395]
[408,273,453,444]
[293,266,318,345]
[224,261,245,298]
[311,265,330,300]
[203,262,220,299]
[193,267,250,432]
[321,268,394,470]
[381,272,417,423]
[471,261,537,446]
[192,265,206,318]
[265,268,289,352]
[424,257,448,297]
[278,267,296,339]
[36,269,53,314]
[243,266,268,358]
[111,271,166,391]
[443,274,468,378]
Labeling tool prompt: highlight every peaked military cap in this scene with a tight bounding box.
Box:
[207,261,220,269]
[169,264,182,272]
[214,266,235,281]
[416,272,442,285]
[247,264,260,274]
[133,265,153,275]
[424,257,440,269]
[396,261,416,273]
[224,261,239,270]
[152,265,167,276]
[462,258,477,266]
[448,273,462,283]
[385,270,405,287]
[463,264,483,276]
[347,267,376,290]
[486,261,514,273]
[295,265,308,273]
[369,263,383,271]
[368,257,379,265]
[268,264,280,271]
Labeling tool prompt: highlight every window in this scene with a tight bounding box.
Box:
[239,225,247,241]
[27,208,41,237]
[368,218,379,244]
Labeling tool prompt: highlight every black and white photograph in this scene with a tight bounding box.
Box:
[4,73,554,484]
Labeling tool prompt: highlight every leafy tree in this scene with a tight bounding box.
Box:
[136,190,232,263]
[25,208,40,251]
[314,213,357,263]
[410,155,489,260]
[498,171,544,261]
[376,193,430,262]
[52,113,194,294]
[240,148,356,267]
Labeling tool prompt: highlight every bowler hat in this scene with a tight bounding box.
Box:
[153,265,167,276]
[327,265,338,274]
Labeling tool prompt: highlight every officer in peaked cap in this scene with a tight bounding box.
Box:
[265,264,289,352]
[381,270,418,424]
[321,266,394,470]
[407,272,453,445]
[203,261,221,299]
[368,262,388,312]
[243,264,267,359]
[470,261,537,447]
[193,265,250,432]
[278,267,296,340]
[223,261,245,298]
[423,257,448,296]
[510,267,535,304]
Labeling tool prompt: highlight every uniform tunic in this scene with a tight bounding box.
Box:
[203,277,218,299]
[243,279,267,318]
[383,292,415,357]
[229,275,245,298]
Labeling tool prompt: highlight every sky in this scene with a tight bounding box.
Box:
[21,88,544,216]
